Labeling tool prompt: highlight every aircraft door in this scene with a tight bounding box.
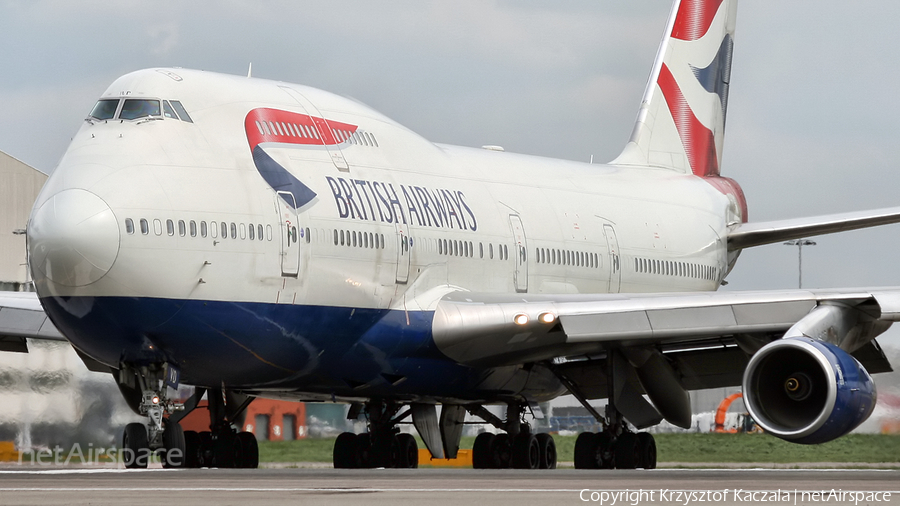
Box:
[395,222,410,284]
[509,215,528,293]
[604,224,620,293]
[276,191,300,277]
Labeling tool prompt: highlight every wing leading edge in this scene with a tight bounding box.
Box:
[431,288,900,367]
[0,291,65,353]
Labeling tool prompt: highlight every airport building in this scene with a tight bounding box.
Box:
[0,150,45,291]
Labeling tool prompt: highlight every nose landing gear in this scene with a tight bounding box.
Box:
[115,364,258,468]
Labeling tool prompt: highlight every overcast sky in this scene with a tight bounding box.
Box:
[2,1,900,346]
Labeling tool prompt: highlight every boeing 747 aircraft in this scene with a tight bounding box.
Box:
[2,0,898,470]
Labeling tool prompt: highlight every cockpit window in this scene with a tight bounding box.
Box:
[170,101,193,123]
[163,100,178,119]
[89,99,119,120]
[119,99,161,120]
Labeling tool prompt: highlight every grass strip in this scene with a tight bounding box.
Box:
[258,433,900,464]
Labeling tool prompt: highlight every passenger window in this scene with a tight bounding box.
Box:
[170,101,193,123]
[153,219,162,236]
[249,223,255,240]
[189,220,197,237]
[125,218,134,234]
[489,244,494,259]
[89,99,119,120]
[334,230,339,245]
[178,220,186,237]
[221,222,228,238]
[139,218,149,235]
[340,230,345,246]
[259,224,264,241]
[480,243,484,258]
[200,221,207,238]
[210,221,218,238]
[267,225,273,241]
[166,219,175,236]
[231,223,237,239]
[240,223,246,240]
[120,99,161,120]
[307,227,312,244]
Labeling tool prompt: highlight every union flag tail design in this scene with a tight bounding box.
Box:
[613,0,737,178]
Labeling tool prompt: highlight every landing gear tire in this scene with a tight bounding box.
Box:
[614,432,639,469]
[510,432,539,469]
[574,432,599,469]
[161,421,186,469]
[213,434,236,468]
[596,432,614,469]
[492,433,511,469]
[234,431,259,469]
[183,430,200,468]
[535,433,557,470]
[472,432,496,469]
[333,432,360,469]
[355,433,373,468]
[198,431,213,467]
[123,422,149,469]
[636,432,657,469]
[396,433,418,468]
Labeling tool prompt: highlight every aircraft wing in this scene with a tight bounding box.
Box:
[0,291,65,353]
[432,288,900,367]
[432,288,896,428]
[727,206,900,250]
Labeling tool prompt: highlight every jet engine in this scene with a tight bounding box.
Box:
[742,337,876,444]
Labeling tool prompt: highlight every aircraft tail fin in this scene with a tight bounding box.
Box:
[611,0,737,177]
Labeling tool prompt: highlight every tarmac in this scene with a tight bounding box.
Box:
[0,465,898,506]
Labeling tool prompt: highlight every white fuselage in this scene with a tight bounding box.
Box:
[27,68,738,402]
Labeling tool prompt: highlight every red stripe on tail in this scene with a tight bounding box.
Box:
[671,0,724,41]
[657,64,719,177]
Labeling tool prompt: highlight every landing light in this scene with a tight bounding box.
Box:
[513,314,529,325]
[151,396,160,405]
[538,312,556,324]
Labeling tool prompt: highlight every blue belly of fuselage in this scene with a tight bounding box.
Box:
[39,296,497,400]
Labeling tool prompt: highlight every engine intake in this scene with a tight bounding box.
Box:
[742,337,876,444]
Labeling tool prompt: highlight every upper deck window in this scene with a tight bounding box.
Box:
[89,99,119,120]
[119,99,161,120]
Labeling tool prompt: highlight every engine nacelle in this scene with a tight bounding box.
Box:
[742,337,876,444]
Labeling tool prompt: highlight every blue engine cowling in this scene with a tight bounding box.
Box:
[742,337,876,444]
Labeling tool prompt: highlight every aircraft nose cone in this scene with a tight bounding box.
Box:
[29,189,120,287]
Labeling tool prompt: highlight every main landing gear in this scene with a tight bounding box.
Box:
[333,400,419,469]
[572,406,657,469]
[116,364,259,468]
[469,403,557,469]
[550,354,658,470]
